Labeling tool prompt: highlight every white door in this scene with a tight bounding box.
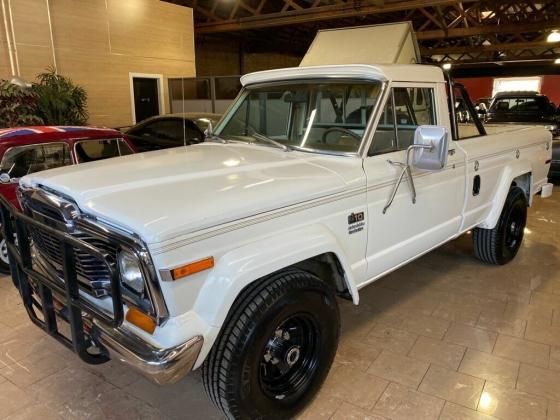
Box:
[362,83,466,283]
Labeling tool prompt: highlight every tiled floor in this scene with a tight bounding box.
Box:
[0,185,559,420]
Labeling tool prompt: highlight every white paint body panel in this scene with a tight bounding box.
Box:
[20,64,553,370]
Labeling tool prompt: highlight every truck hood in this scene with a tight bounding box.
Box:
[21,143,348,244]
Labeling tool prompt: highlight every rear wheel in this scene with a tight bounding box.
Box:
[473,186,528,265]
[202,269,339,419]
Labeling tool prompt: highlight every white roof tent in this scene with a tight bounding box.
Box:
[300,22,421,66]
[240,23,443,86]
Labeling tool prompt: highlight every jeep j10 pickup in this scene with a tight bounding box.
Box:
[1,63,553,419]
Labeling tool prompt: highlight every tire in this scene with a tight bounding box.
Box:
[473,186,528,265]
[0,231,10,274]
[202,268,339,420]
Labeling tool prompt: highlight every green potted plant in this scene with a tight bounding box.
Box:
[33,67,88,125]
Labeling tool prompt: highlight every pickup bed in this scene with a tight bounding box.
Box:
[1,63,553,419]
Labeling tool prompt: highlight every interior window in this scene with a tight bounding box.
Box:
[0,143,71,178]
[75,139,134,163]
[369,87,435,155]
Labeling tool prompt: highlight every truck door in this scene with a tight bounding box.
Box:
[362,82,466,282]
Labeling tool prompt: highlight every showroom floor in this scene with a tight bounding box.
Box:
[0,186,558,420]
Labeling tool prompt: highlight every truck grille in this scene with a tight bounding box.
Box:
[23,195,117,298]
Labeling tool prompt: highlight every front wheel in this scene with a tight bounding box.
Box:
[473,186,528,265]
[0,231,10,274]
[202,269,339,419]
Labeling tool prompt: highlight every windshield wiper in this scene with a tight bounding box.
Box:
[251,132,292,152]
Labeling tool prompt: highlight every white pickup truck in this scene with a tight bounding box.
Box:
[1,63,554,418]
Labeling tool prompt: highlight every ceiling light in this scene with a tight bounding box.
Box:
[547,30,560,43]
[442,63,452,70]
[555,58,560,64]
[482,40,491,46]
[480,10,494,19]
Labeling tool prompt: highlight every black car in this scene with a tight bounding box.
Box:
[551,138,560,180]
[125,113,222,152]
[485,91,560,136]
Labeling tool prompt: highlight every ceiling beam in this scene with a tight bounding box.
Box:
[421,40,560,55]
[195,0,479,34]
[417,19,560,40]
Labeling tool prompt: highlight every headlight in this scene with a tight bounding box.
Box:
[545,124,558,132]
[118,250,145,296]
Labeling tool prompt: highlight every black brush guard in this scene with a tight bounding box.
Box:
[0,196,123,365]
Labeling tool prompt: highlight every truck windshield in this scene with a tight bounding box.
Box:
[216,80,383,154]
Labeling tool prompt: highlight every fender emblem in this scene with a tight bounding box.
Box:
[348,212,365,235]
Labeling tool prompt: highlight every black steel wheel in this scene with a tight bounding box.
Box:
[474,186,528,265]
[259,313,321,401]
[202,269,339,419]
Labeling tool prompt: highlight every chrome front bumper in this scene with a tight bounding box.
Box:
[93,322,204,385]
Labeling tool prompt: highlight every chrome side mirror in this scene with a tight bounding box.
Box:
[383,125,449,214]
[412,125,449,171]
[0,173,11,184]
[199,118,213,137]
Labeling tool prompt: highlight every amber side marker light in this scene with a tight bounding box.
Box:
[126,307,156,334]
[172,256,214,280]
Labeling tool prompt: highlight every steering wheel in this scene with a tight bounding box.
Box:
[322,127,361,144]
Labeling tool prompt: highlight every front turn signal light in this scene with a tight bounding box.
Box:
[126,307,156,334]
[171,256,214,280]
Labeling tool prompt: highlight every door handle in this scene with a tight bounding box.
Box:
[448,149,456,156]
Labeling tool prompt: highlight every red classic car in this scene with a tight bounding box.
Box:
[0,126,136,272]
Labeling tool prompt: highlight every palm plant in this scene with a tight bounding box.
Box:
[33,67,88,125]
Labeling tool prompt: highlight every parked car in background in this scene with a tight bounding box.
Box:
[125,113,221,152]
[0,125,136,272]
[551,138,560,179]
[474,97,492,120]
[485,91,560,136]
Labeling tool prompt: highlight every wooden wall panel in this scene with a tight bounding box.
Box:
[15,44,54,81]
[0,0,195,127]
[9,0,50,48]
[0,19,11,76]
[108,0,194,61]
[50,0,110,54]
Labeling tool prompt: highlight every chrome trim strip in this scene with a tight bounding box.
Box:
[150,162,463,255]
[465,140,549,163]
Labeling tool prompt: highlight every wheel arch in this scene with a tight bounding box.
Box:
[478,161,532,230]
[193,224,358,331]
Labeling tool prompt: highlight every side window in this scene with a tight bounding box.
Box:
[369,94,397,155]
[184,122,204,145]
[369,87,435,155]
[393,87,435,149]
[75,139,134,163]
[0,143,71,178]
[118,139,134,156]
